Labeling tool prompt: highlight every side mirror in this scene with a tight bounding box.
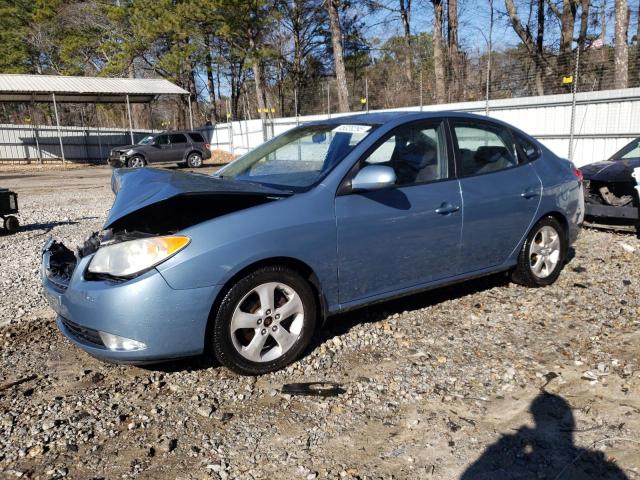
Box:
[351,165,397,192]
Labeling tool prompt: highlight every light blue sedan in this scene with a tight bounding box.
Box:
[42,112,584,375]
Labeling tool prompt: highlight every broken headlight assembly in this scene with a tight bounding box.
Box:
[87,235,190,278]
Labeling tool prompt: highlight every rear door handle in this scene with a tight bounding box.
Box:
[435,202,460,215]
[521,187,540,199]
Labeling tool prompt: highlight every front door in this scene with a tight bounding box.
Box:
[450,119,542,273]
[151,134,172,163]
[335,120,463,304]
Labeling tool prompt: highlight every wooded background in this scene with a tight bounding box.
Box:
[0,0,638,129]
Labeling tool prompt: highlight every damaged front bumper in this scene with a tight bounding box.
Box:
[41,238,219,364]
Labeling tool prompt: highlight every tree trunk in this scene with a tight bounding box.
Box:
[249,36,267,120]
[614,0,629,88]
[204,35,218,123]
[447,0,460,101]
[559,0,577,74]
[432,0,446,103]
[535,0,545,94]
[399,0,413,82]
[326,0,350,112]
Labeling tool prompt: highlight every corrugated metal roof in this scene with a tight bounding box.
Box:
[0,74,188,103]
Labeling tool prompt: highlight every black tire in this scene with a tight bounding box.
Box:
[213,266,317,375]
[186,152,203,168]
[511,216,567,287]
[3,215,19,233]
[126,155,146,168]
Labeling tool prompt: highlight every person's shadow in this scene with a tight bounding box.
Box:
[461,392,629,479]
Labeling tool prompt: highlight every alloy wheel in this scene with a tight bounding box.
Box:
[230,282,305,363]
[529,225,561,279]
[129,157,145,168]
[188,153,202,167]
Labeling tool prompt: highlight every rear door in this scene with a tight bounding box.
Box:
[335,119,463,304]
[451,119,542,273]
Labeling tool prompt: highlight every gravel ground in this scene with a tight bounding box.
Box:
[1,167,639,480]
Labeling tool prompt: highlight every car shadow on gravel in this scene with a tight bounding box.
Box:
[460,391,629,479]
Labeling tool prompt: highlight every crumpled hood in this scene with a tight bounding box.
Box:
[111,145,136,152]
[580,158,640,182]
[105,168,288,228]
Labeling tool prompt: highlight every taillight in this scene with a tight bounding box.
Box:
[574,168,583,182]
[205,143,211,150]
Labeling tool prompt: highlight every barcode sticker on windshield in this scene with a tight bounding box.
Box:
[332,124,372,134]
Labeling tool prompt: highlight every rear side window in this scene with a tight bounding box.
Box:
[156,135,169,145]
[170,134,187,144]
[188,133,205,143]
[513,131,540,162]
[452,122,518,176]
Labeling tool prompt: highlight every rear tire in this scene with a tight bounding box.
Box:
[127,156,146,168]
[511,216,566,287]
[3,215,19,233]
[213,266,317,375]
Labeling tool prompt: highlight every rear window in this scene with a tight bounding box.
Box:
[513,131,540,162]
[170,134,187,144]
[188,132,205,143]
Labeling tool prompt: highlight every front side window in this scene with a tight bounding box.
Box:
[170,134,187,144]
[137,135,154,145]
[453,122,518,176]
[363,122,447,185]
[217,124,374,190]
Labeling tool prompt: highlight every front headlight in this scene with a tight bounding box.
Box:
[88,236,190,278]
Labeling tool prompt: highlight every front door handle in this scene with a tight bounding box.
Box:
[435,202,460,215]
[521,187,540,199]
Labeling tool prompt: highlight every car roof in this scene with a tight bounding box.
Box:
[314,110,498,126]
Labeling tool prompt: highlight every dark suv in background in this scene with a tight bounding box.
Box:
[108,131,211,168]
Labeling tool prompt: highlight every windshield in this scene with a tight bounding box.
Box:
[137,135,155,145]
[609,138,640,161]
[217,124,375,190]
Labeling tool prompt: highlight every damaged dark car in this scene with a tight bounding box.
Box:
[42,112,583,375]
[580,137,640,231]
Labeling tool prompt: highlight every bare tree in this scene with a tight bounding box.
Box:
[431,0,446,103]
[326,0,350,112]
[399,0,413,81]
[505,0,548,94]
[614,0,629,88]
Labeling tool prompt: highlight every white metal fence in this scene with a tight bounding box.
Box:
[1,87,639,167]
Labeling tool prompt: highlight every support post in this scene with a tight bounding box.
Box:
[294,88,299,126]
[52,93,65,164]
[365,77,369,113]
[419,70,423,112]
[187,95,194,130]
[30,97,42,163]
[326,82,331,119]
[125,94,134,144]
[568,46,580,162]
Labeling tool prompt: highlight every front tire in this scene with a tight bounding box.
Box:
[511,216,566,287]
[213,266,317,375]
[127,155,146,168]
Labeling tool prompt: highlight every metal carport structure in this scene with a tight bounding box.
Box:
[0,74,190,163]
